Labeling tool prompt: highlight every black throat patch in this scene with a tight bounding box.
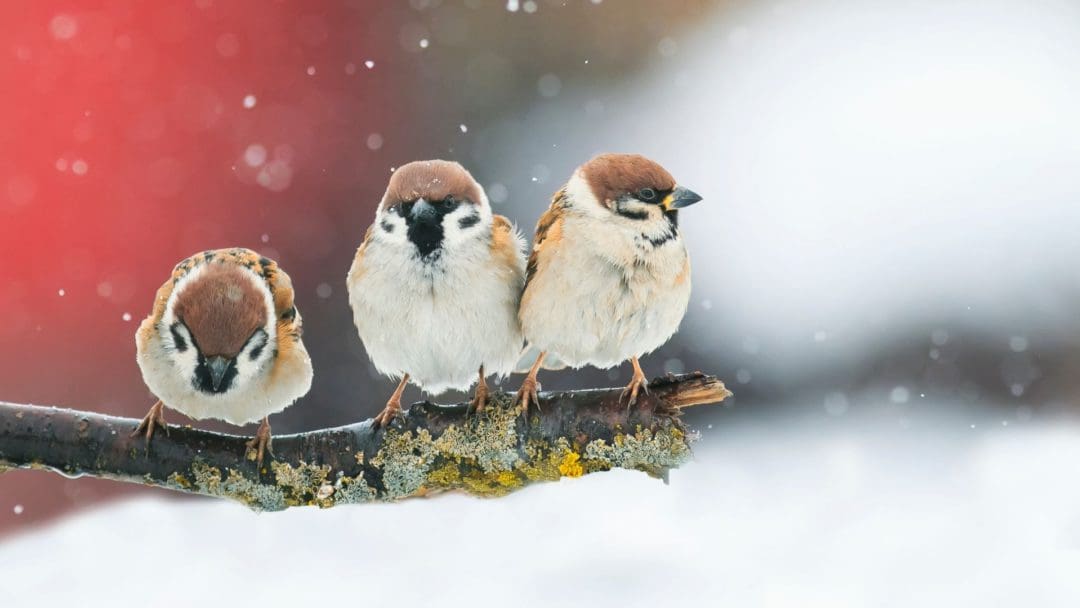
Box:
[403,203,461,259]
[193,354,238,395]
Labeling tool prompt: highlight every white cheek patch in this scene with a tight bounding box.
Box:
[373,207,410,247]
[565,171,609,220]
[233,329,273,390]
[441,201,491,248]
[164,322,200,388]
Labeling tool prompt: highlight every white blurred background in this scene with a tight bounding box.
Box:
[4,0,1080,604]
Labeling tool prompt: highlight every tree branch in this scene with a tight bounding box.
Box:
[0,372,731,511]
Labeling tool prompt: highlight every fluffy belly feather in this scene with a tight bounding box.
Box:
[348,246,523,395]
[521,241,691,370]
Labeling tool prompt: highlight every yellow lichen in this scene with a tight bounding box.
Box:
[496,470,520,487]
[168,472,193,489]
[558,452,584,478]
[166,393,695,509]
[426,462,462,486]
[458,469,521,497]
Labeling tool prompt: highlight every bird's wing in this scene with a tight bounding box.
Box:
[346,224,376,289]
[490,214,527,281]
[524,188,570,288]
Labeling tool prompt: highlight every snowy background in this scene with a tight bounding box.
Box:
[3,0,1080,603]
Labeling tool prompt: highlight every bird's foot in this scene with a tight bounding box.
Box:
[515,376,541,414]
[621,369,650,409]
[373,398,404,429]
[469,378,489,415]
[245,417,273,469]
[131,400,168,447]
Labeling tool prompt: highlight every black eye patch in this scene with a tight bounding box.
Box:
[458,212,480,229]
[169,323,188,353]
[246,328,269,361]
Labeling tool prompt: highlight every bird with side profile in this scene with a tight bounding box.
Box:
[134,248,313,466]
[515,153,704,410]
[347,160,527,427]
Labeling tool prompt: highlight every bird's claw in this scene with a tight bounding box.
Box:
[373,401,404,429]
[621,375,650,410]
[515,377,541,414]
[246,418,273,469]
[131,400,168,447]
[468,385,488,417]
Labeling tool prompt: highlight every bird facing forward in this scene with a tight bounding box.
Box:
[347,160,527,426]
[134,248,313,466]
[516,153,703,409]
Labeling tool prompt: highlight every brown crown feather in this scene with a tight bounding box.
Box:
[172,264,267,358]
[380,160,484,210]
[580,153,677,208]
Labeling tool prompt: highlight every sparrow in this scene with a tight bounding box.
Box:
[133,248,313,466]
[515,153,703,410]
[347,160,527,427]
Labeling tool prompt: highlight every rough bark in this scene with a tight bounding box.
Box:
[0,373,731,511]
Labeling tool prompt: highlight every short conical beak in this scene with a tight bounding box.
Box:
[661,186,703,211]
[410,198,438,223]
[206,356,230,391]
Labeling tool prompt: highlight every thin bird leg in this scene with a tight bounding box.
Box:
[245,416,273,469]
[130,399,168,446]
[374,373,410,428]
[515,351,546,413]
[621,356,650,409]
[469,365,489,414]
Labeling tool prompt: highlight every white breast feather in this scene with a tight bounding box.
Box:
[348,218,526,395]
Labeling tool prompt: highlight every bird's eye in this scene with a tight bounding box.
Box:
[439,196,458,210]
[638,188,658,201]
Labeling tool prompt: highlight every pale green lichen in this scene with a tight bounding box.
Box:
[333,474,377,504]
[583,424,692,478]
[370,394,527,499]
[185,460,287,512]
[370,427,438,499]
[271,461,331,501]
[432,405,520,473]
[158,396,693,509]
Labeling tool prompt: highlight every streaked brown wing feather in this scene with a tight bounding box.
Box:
[524,188,569,287]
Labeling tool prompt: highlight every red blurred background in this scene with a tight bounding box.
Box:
[0,0,436,532]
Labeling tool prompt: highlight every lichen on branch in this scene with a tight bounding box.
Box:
[0,372,731,511]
